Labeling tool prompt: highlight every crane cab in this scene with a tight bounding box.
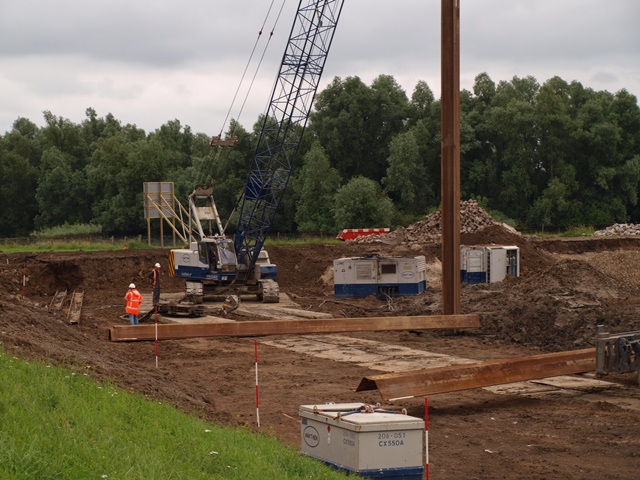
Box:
[170,238,238,282]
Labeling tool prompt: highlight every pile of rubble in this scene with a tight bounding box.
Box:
[354,199,515,245]
[594,223,640,236]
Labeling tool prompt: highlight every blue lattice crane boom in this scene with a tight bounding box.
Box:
[236,0,345,278]
[169,0,344,303]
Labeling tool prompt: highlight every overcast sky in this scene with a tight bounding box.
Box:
[1,0,639,136]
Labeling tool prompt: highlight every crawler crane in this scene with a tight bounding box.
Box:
[169,0,345,303]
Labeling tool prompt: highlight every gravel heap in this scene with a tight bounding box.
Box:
[594,223,640,236]
[354,199,515,244]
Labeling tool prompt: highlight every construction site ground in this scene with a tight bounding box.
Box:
[1,226,640,479]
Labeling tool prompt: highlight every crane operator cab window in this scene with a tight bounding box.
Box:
[208,244,218,270]
[218,242,236,266]
[198,243,210,266]
[197,242,218,270]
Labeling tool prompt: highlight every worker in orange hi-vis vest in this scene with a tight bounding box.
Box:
[124,283,143,325]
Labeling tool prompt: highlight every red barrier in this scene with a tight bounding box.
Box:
[336,228,390,241]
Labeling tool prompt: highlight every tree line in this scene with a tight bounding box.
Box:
[1,72,639,238]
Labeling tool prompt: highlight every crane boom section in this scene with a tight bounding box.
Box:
[235,0,345,273]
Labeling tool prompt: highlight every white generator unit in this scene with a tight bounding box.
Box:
[333,255,427,298]
[460,245,520,284]
[300,403,425,479]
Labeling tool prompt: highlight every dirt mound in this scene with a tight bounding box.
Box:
[466,256,640,350]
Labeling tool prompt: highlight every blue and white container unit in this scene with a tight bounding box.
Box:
[460,245,520,284]
[299,403,425,479]
[333,255,427,298]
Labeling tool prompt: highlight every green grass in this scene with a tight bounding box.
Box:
[0,240,156,254]
[553,225,597,237]
[264,235,342,247]
[0,349,352,479]
[526,225,597,237]
[0,236,344,254]
[30,223,103,239]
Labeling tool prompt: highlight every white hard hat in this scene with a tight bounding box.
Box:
[154,263,161,268]
[129,283,136,289]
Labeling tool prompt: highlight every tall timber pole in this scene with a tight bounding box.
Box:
[441,0,461,315]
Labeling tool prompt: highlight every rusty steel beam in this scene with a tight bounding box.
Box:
[356,348,596,400]
[108,314,481,342]
[441,0,461,315]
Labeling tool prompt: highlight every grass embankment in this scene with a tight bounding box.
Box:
[0,236,343,254]
[0,349,351,479]
[0,240,154,254]
[265,236,342,247]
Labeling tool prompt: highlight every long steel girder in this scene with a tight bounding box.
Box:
[108,314,480,342]
[441,0,461,315]
[355,348,596,400]
[235,0,345,273]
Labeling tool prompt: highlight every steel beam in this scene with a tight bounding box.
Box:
[441,0,461,315]
[108,314,480,342]
[356,348,596,400]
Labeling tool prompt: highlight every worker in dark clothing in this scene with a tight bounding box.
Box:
[209,244,218,270]
[148,263,161,307]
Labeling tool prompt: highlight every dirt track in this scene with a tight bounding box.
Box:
[1,229,640,479]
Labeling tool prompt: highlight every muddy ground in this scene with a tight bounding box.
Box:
[1,227,640,479]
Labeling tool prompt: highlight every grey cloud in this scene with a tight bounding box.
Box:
[0,0,262,66]
[0,0,638,135]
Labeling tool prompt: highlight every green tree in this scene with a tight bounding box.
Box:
[527,168,581,229]
[86,133,142,233]
[569,90,631,225]
[81,109,145,146]
[149,119,195,166]
[458,74,496,203]
[0,149,38,236]
[309,76,372,180]
[382,130,431,213]
[368,75,411,176]
[334,176,395,228]
[483,76,541,222]
[293,142,341,233]
[409,80,435,124]
[535,77,574,184]
[473,72,496,110]
[309,74,409,182]
[34,147,91,229]
[0,119,41,235]
[611,89,640,160]
[4,117,42,168]
[40,111,88,167]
